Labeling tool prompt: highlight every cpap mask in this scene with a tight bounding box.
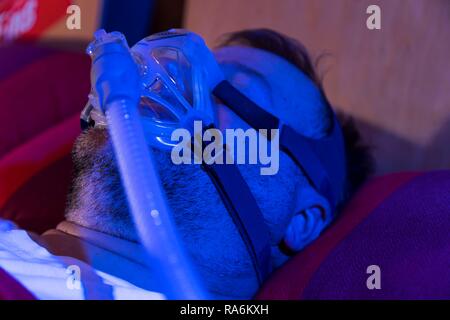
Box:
[82,29,347,294]
[82,29,221,148]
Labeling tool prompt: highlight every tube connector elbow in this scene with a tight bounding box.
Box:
[88,30,141,111]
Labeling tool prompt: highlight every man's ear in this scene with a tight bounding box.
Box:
[283,187,332,252]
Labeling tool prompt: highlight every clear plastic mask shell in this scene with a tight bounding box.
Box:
[84,29,222,151]
[129,32,218,150]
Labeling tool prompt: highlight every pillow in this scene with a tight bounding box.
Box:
[0,43,87,233]
[0,267,35,300]
[0,45,89,158]
[0,115,79,233]
[256,171,450,299]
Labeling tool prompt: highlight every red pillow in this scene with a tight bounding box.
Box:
[0,44,87,232]
[0,115,79,233]
[256,171,450,299]
[0,267,35,300]
[0,44,89,158]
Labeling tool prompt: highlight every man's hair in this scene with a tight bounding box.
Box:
[219,28,375,201]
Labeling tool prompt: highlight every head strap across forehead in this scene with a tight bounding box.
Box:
[214,46,327,137]
[213,45,347,211]
[212,79,347,212]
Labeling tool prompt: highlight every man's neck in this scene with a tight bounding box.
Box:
[38,221,163,292]
[39,221,254,299]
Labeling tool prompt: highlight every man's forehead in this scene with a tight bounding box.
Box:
[217,60,273,112]
[213,46,293,116]
[213,45,327,135]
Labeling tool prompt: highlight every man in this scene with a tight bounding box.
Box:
[0,29,372,299]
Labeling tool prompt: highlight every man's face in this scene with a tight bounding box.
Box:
[68,47,324,299]
[70,130,301,299]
